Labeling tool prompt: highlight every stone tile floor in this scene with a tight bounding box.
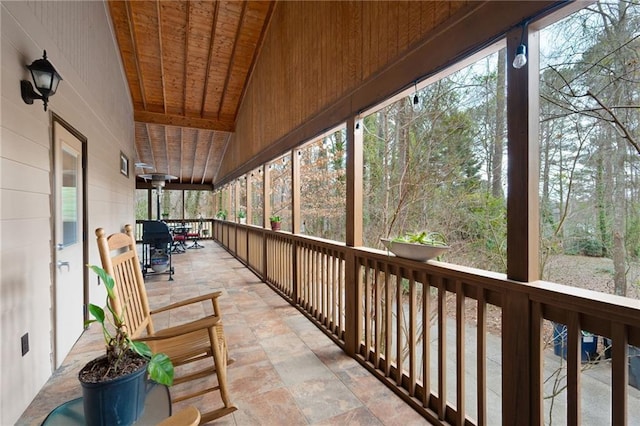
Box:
[18,241,427,425]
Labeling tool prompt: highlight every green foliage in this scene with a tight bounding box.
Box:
[269,215,281,222]
[86,265,174,386]
[392,231,448,247]
[237,209,246,219]
[215,210,227,220]
[564,225,605,257]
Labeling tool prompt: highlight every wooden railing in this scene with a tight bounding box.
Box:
[214,220,640,425]
[135,218,214,243]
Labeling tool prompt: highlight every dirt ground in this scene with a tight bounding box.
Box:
[449,254,640,339]
[544,254,640,299]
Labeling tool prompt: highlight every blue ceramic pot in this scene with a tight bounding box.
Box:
[79,356,148,426]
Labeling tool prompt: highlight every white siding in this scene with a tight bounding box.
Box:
[0,1,135,423]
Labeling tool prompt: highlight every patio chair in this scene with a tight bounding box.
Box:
[95,225,237,424]
[157,406,200,426]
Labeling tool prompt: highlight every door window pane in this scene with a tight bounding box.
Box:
[61,147,78,246]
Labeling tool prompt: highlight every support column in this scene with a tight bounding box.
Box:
[345,116,363,356]
[503,25,539,426]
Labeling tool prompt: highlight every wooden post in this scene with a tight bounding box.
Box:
[507,26,539,282]
[346,117,363,247]
[291,150,301,234]
[263,164,271,228]
[263,165,271,280]
[225,185,232,221]
[345,116,363,356]
[503,25,538,426]
[246,173,253,225]
[291,150,300,302]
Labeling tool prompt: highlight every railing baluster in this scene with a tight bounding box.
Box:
[611,322,628,426]
[423,272,431,408]
[409,271,417,396]
[477,288,487,426]
[456,280,465,425]
[324,248,329,326]
[397,267,403,386]
[364,260,371,358]
[339,253,344,335]
[375,261,382,369]
[385,263,394,377]
[567,314,581,425]
[437,276,446,420]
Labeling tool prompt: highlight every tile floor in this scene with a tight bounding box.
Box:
[17,241,428,425]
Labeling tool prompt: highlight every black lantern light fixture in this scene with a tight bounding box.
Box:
[21,50,62,111]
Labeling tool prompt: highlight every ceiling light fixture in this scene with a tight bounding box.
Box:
[512,21,529,69]
[21,50,62,111]
[135,162,154,170]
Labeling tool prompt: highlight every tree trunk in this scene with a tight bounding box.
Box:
[492,49,506,199]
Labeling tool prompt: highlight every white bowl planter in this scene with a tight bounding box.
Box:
[381,238,449,262]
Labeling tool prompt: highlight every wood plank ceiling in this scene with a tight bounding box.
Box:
[108,0,274,187]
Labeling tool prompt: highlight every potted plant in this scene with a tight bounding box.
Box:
[238,209,246,224]
[215,210,227,220]
[161,211,169,220]
[269,215,281,231]
[380,230,449,262]
[78,265,174,426]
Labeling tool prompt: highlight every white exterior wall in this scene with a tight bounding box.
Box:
[0,1,135,423]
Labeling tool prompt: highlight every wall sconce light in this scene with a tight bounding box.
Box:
[21,50,62,111]
[412,81,420,112]
[512,22,529,69]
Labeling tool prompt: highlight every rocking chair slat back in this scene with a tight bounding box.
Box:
[95,226,154,337]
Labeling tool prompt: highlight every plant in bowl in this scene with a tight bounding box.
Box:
[238,209,246,224]
[269,215,281,231]
[381,231,449,262]
[78,265,174,425]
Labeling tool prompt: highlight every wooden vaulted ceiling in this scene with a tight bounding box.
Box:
[108,0,275,187]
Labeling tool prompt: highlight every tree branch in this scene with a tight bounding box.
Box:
[587,90,640,155]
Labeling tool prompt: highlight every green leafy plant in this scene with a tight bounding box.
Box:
[392,230,448,247]
[269,215,281,223]
[215,210,227,220]
[238,209,246,219]
[86,265,174,386]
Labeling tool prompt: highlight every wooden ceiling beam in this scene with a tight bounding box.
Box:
[125,0,147,109]
[183,1,191,116]
[190,130,198,185]
[134,111,235,132]
[136,181,214,191]
[201,132,215,185]
[156,1,167,114]
[201,1,220,117]
[218,1,247,121]
[180,128,184,185]
[163,124,170,178]
[145,123,156,171]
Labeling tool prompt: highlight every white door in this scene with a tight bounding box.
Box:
[53,119,85,368]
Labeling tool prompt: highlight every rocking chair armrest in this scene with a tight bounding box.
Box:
[150,291,222,315]
[136,315,221,341]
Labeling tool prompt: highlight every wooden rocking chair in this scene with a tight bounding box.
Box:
[95,225,237,424]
